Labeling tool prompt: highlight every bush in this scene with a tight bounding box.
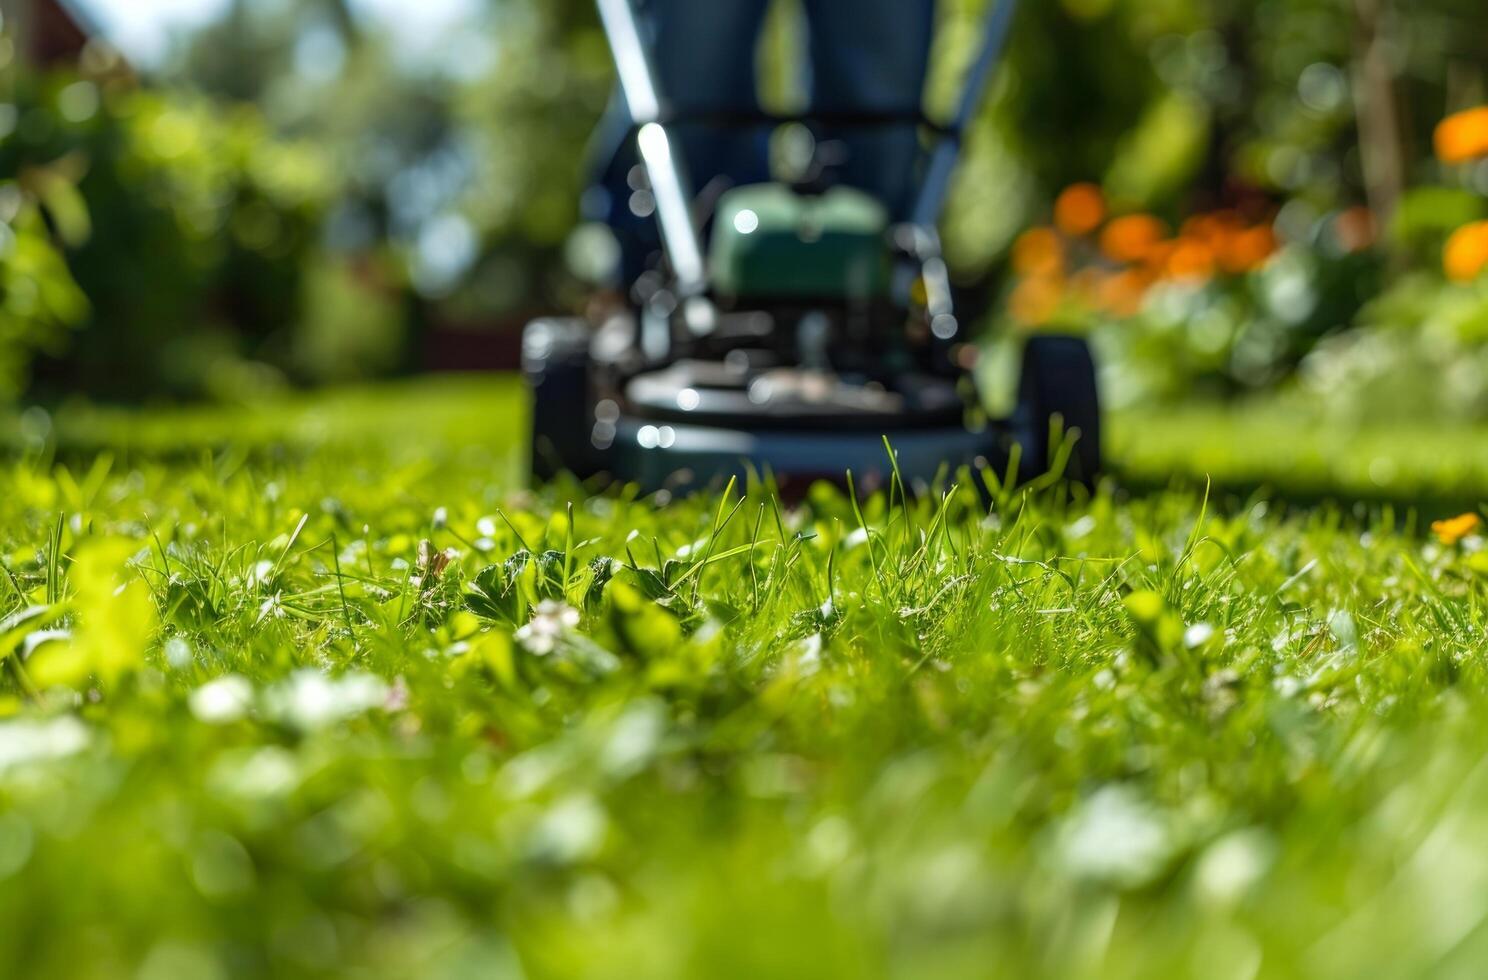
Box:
[0,195,87,400]
[1,69,339,402]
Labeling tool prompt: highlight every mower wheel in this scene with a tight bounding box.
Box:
[1016,334,1101,483]
[523,318,600,482]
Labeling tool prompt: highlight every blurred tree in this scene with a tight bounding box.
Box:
[0,57,337,400]
[170,0,611,372]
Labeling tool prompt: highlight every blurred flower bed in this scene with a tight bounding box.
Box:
[992,103,1488,421]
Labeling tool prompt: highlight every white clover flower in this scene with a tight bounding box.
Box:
[189,675,254,725]
[262,670,389,732]
[0,716,90,772]
[515,600,581,656]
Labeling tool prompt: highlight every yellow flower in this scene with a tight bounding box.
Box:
[1432,512,1481,546]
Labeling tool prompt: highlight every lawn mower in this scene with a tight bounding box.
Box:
[525,0,1100,493]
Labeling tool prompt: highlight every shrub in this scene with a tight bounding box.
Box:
[1,69,337,401]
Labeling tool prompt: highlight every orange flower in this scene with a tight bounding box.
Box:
[1011,227,1063,277]
[1444,221,1488,282]
[1435,107,1488,165]
[1432,512,1482,546]
[1095,267,1153,317]
[1140,239,1178,274]
[1008,273,1064,326]
[1100,214,1168,264]
[1217,225,1278,274]
[1054,183,1106,237]
[1181,211,1242,248]
[1165,238,1216,282]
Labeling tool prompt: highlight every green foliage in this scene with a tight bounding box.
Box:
[0,65,338,401]
[1391,187,1488,265]
[1295,273,1488,423]
[0,199,87,399]
[178,0,609,316]
[0,384,1486,974]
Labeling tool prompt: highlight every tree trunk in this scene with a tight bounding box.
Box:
[1350,0,1406,229]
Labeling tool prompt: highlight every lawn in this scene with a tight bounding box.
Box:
[4,378,1488,978]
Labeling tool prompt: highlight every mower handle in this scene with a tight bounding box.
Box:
[596,0,1019,337]
[647,107,957,139]
[596,0,710,312]
[909,0,1020,228]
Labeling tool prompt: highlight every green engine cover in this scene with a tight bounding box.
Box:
[709,183,890,301]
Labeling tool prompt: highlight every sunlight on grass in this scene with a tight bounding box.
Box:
[2,382,1488,976]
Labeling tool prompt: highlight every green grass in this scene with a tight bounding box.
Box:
[6,379,1488,978]
[1113,400,1488,510]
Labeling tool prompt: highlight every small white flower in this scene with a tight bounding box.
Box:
[164,637,194,669]
[0,716,90,771]
[257,593,285,623]
[515,600,581,656]
[1184,622,1216,649]
[384,675,410,712]
[189,675,254,725]
[262,670,389,732]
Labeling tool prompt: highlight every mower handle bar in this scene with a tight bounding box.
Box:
[909,0,1020,228]
[596,0,710,307]
[596,0,1020,327]
[643,107,957,139]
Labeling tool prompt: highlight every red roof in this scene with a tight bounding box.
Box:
[23,0,99,67]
